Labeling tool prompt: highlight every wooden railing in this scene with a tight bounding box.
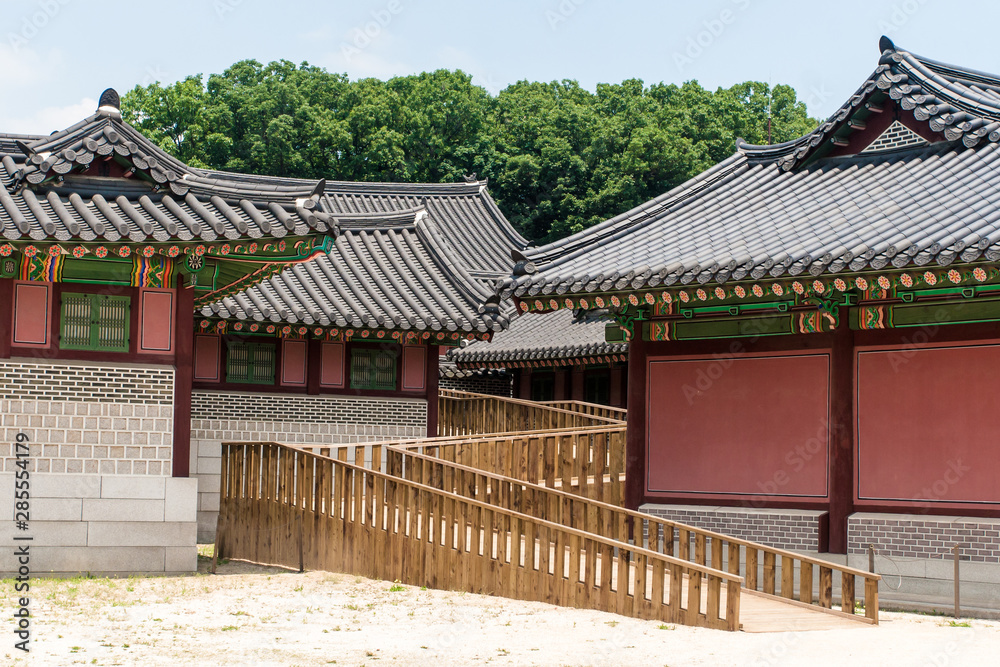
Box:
[402,426,627,505]
[438,389,621,436]
[385,444,880,624]
[538,400,627,423]
[217,441,743,630]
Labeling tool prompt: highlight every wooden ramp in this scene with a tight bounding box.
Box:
[216,396,879,633]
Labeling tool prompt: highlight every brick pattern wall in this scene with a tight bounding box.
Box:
[191,391,425,426]
[1,360,174,404]
[849,513,1000,563]
[639,504,826,552]
[190,390,427,542]
[0,360,175,476]
[439,374,512,397]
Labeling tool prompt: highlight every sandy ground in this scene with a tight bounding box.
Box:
[2,549,999,667]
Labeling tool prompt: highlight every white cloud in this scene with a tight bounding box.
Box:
[0,97,96,136]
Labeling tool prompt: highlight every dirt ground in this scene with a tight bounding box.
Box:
[2,548,999,666]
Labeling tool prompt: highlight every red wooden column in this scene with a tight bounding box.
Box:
[518,368,531,400]
[553,369,567,400]
[827,318,855,553]
[425,344,440,438]
[610,365,624,407]
[624,335,648,511]
[172,276,194,478]
[570,367,585,401]
[0,278,12,359]
[306,338,322,395]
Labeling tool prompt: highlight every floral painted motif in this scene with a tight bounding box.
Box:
[233,322,243,331]
[72,246,86,258]
[142,245,155,258]
[854,277,868,291]
[0,244,12,257]
[93,246,108,259]
[277,240,287,252]
[696,289,707,301]
[220,244,231,256]
[314,328,323,336]
[595,296,605,308]
[118,246,130,258]
[167,246,180,257]
[298,327,308,335]
[772,283,784,296]
[734,285,746,299]
[947,269,962,284]
[877,275,891,290]
[610,295,621,307]
[580,298,589,309]
[792,281,804,295]
[48,245,61,257]
[377,330,385,338]
[661,292,672,304]
[628,294,639,306]
[565,298,575,308]
[250,323,259,332]
[534,300,543,310]
[548,299,559,310]
[974,267,988,282]
[678,291,690,303]
[923,271,937,286]
[519,301,529,312]
[900,273,913,287]
[282,326,292,335]
[834,278,847,292]
[248,242,258,254]
[714,287,726,299]
[194,245,206,256]
[645,293,655,305]
[267,325,276,334]
[812,280,825,294]
[23,246,38,258]
[752,284,764,297]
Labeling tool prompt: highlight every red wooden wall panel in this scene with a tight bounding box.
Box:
[401,345,426,391]
[12,281,51,348]
[856,343,1000,505]
[320,342,345,388]
[646,353,830,498]
[280,339,308,386]
[193,335,221,382]
[139,289,174,353]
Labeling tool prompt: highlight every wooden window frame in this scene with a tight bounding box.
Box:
[59,292,131,352]
[225,339,277,385]
[350,347,398,391]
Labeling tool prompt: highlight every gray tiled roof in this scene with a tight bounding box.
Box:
[201,211,510,333]
[502,38,1000,299]
[449,308,627,366]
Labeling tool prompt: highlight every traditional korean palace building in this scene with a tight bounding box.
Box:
[448,308,628,406]
[500,38,1000,591]
[0,89,524,573]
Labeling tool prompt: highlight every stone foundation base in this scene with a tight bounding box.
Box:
[0,473,197,575]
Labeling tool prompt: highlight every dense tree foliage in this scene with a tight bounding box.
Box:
[123,61,817,244]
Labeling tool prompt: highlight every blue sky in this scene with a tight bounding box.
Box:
[2,0,995,134]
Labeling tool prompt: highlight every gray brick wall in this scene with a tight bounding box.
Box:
[849,513,1000,562]
[439,374,512,397]
[0,360,175,476]
[639,504,826,552]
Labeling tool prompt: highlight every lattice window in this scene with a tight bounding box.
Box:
[226,341,276,385]
[860,120,928,153]
[59,293,130,352]
[350,348,398,391]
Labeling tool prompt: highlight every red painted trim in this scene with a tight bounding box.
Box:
[319,342,345,389]
[401,345,427,391]
[825,99,945,158]
[172,277,194,477]
[426,344,439,437]
[193,334,222,382]
[0,278,12,359]
[279,339,309,386]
